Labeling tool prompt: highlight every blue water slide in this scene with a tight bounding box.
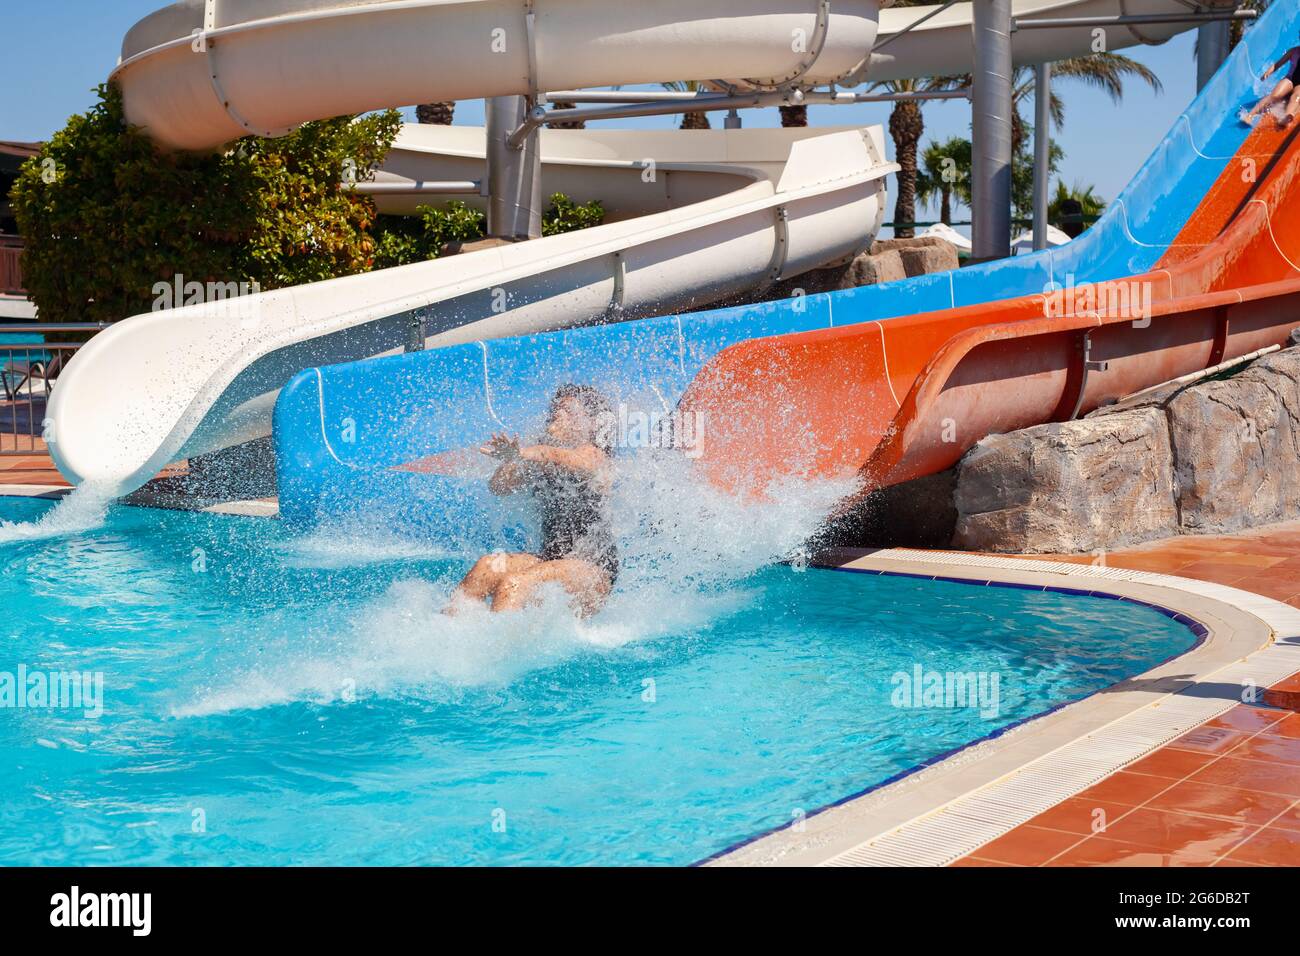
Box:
[275,2,1296,532]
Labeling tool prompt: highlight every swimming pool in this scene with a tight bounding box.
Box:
[0,495,1198,866]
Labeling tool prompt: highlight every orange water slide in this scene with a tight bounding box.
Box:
[679,121,1300,499]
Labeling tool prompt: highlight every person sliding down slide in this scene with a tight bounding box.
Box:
[1244,32,1300,129]
[447,385,619,617]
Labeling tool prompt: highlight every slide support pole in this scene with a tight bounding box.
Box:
[972,0,1013,261]
[1032,62,1051,251]
[1196,19,1231,91]
[487,95,543,240]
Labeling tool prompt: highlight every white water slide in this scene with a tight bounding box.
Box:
[49,0,1207,493]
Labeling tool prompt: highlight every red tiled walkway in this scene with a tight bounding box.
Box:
[0,436,68,487]
[955,701,1300,866]
[954,522,1300,866]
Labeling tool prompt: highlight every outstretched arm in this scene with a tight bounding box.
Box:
[518,443,606,475]
[482,433,528,496]
[1267,47,1300,78]
[481,434,608,494]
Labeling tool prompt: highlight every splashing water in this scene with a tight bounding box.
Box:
[608,445,857,591]
[271,524,460,569]
[179,446,859,714]
[0,481,116,544]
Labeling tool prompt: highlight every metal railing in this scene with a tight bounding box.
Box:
[0,323,110,456]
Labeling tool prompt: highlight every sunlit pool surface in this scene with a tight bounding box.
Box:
[0,495,1197,866]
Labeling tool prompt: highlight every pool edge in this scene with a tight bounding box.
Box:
[705,548,1300,868]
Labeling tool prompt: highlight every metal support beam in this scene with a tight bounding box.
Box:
[508,90,804,147]
[521,88,969,141]
[352,181,482,196]
[1013,9,1256,30]
[486,95,542,241]
[543,88,971,107]
[1197,18,1232,91]
[972,0,1013,262]
[871,0,963,54]
[1032,62,1051,252]
[834,89,971,105]
[545,90,722,104]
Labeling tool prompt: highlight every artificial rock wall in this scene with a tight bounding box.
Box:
[952,345,1300,553]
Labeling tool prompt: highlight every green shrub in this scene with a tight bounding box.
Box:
[542,193,604,237]
[10,84,401,324]
[372,193,605,268]
[370,201,486,268]
[10,85,607,321]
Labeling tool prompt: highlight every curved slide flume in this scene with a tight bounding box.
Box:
[50,0,1232,496]
[678,0,1300,505]
[49,0,892,494]
[270,0,1298,542]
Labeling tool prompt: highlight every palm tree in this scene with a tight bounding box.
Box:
[779,104,808,127]
[661,81,711,130]
[868,75,968,237]
[1230,0,1268,51]
[416,102,455,125]
[867,0,969,237]
[1049,180,1106,237]
[916,137,972,225]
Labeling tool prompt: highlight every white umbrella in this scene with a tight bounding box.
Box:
[1011,225,1073,254]
[916,221,972,252]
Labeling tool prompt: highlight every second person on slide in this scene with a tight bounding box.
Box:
[1244,33,1300,129]
[447,384,619,617]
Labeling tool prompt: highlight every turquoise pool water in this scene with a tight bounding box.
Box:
[0,495,1197,866]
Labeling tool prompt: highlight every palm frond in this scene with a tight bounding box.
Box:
[1049,53,1163,102]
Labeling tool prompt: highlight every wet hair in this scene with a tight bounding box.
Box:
[549,383,615,453]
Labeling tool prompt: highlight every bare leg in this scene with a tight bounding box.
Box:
[446,552,540,613]
[1248,78,1293,122]
[490,559,614,617]
[1280,86,1300,129]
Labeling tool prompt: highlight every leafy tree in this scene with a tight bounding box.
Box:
[869,75,969,237]
[1011,131,1064,222]
[10,84,400,324]
[371,193,603,267]
[12,86,607,321]
[867,0,969,237]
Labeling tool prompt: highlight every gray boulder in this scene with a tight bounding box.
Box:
[869,236,960,278]
[953,408,1179,553]
[848,249,908,286]
[1168,348,1300,533]
[760,248,907,299]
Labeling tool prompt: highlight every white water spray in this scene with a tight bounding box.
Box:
[177,446,860,714]
[0,482,116,544]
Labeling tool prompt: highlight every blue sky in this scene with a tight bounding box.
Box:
[1,0,1203,224]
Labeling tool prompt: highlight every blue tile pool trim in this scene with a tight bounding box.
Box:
[692,563,1211,866]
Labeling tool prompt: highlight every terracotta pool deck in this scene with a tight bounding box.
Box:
[2,450,1297,867]
[951,525,1300,867]
[0,435,67,487]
